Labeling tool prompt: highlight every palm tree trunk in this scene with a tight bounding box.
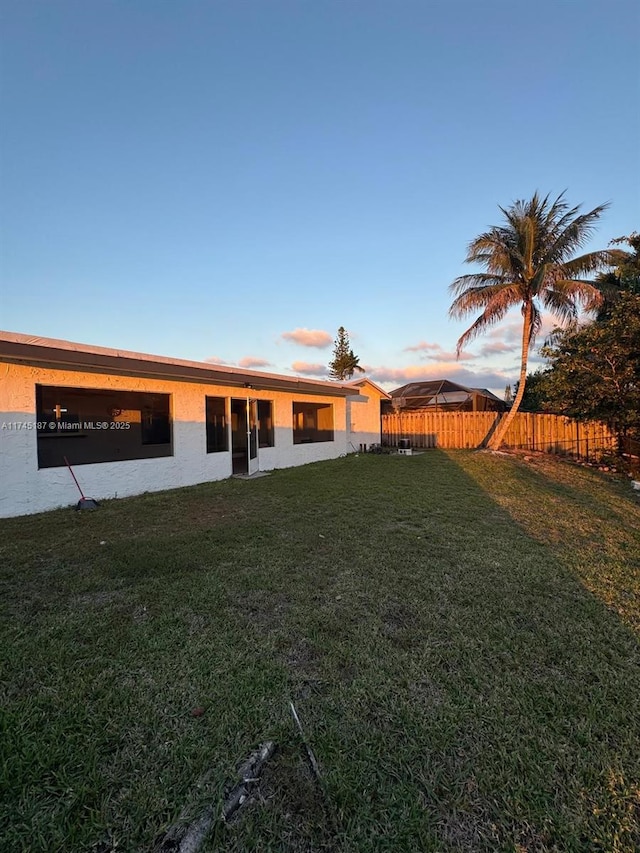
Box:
[487,302,532,450]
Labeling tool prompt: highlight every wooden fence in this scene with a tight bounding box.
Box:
[381,411,616,459]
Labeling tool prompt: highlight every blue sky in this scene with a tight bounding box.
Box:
[1,0,638,393]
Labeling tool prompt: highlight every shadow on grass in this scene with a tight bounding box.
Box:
[0,451,639,852]
[449,449,640,638]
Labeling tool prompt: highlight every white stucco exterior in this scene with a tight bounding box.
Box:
[0,333,392,518]
[0,333,368,517]
[346,379,390,451]
[0,362,351,517]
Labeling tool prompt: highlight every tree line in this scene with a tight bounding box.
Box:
[516,234,639,443]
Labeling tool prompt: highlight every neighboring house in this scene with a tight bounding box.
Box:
[344,378,391,451]
[385,380,507,413]
[0,332,382,518]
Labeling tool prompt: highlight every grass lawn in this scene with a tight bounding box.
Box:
[1,451,639,852]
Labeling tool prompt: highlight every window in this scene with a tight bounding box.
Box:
[141,396,172,445]
[292,402,334,444]
[36,385,172,468]
[206,396,228,453]
[257,400,274,447]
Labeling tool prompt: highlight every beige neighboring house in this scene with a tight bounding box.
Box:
[0,332,383,518]
[345,377,390,451]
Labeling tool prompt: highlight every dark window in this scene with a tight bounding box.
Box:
[257,400,274,447]
[36,385,172,468]
[206,397,228,453]
[141,395,172,445]
[293,402,334,444]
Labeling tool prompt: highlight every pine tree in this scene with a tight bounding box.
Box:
[328,327,365,380]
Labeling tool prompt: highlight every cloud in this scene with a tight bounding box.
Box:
[478,341,517,357]
[366,364,441,384]
[478,313,560,352]
[291,361,328,376]
[482,319,525,346]
[404,341,442,353]
[281,328,333,348]
[404,340,476,362]
[428,348,475,363]
[204,356,229,365]
[238,356,271,369]
[455,313,563,361]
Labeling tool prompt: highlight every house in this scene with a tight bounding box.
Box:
[385,379,507,413]
[344,378,391,450]
[0,331,383,518]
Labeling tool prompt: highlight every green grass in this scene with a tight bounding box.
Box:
[1,451,639,852]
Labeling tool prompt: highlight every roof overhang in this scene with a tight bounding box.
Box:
[0,332,354,397]
[344,377,391,399]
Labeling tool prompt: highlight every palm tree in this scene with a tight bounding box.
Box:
[448,192,624,450]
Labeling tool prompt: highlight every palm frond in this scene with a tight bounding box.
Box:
[540,288,581,324]
[448,273,508,296]
[449,281,522,318]
[543,192,579,237]
[603,248,634,267]
[467,233,521,273]
[560,249,620,278]
[542,203,611,264]
[543,190,570,222]
[544,279,603,315]
[454,293,519,353]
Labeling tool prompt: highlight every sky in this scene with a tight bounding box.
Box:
[1,0,638,395]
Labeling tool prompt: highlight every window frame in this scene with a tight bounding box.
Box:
[257,399,274,448]
[292,401,334,444]
[205,396,229,454]
[35,384,173,468]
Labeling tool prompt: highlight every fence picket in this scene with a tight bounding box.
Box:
[381,411,615,459]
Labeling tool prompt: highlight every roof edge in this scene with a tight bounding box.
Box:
[0,330,354,396]
[344,377,391,399]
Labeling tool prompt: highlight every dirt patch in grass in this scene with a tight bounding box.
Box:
[382,598,417,630]
[409,676,446,707]
[336,660,357,686]
[284,637,323,676]
[71,589,127,608]
[223,743,334,852]
[293,678,329,702]
[381,598,419,649]
[383,519,425,534]
[437,809,491,852]
[233,589,291,633]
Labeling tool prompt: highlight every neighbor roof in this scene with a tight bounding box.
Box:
[470,388,502,402]
[0,331,354,397]
[389,379,502,409]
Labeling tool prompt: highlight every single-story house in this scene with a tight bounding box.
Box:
[344,378,391,451]
[0,331,384,518]
[384,380,507,413]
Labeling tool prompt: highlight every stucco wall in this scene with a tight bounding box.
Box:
[347,384,385,450]
[0,363,348,517]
